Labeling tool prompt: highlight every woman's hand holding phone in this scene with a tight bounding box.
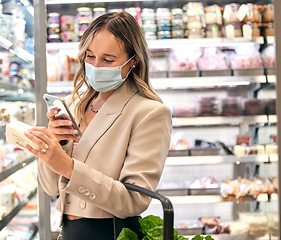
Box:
[46,107,80,141]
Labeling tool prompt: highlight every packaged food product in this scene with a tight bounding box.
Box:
[61,31,76,42]
[47,12,60,24]
[223,23,243,39]
[143,31,157,40]
[205,24,223,38]
[197,48,229,71]
[171,8,183,19]
[169,46,201,71]
[47,22,60,36]
[204,5,222,25]
[242,22,261,40]
[223,3,241,24]
[186,16,203,30]
[60,15,75,32]
[77,7,92,38]
[157,19,172,31]
[156,8,171,20]
[263,23,274,37]
[261,45,275,68]
[185,2,204,17]
[186,29,204,39]
[77,7,92,19]
[171,19,184,30]
[238,212,268,236]
[157,30,171,39]
[142,20,157,31]
[172,30,184,39]
[93,7,107,19]
[262,4,274,23]
[47,33,61,43]
[231,45,263,69]
[141,8,155,20]
[242,4,261,23]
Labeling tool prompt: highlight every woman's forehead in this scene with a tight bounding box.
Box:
[88,29,125,56]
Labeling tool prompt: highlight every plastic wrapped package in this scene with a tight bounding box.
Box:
[47,52,62,82]
[261,44,275,68]
[168,46,201,77]
[150,51,169,77]
[221,97,242,116]
[231,45,263,69]
[243,99,265,115]
[199,217,230,234]
[169,47,201,71]
[238,212,268,236]
[171,106,195,117]
[228,221,249,235]
[266,212,279,236]
[197,96,219,116]
[197,48,230,71]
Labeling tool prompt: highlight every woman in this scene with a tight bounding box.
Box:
[24,12,172,239]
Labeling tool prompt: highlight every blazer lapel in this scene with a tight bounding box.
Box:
[72,80,138,162]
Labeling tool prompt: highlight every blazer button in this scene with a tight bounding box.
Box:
[84,189,90,197]
[89,193,96,200]
[78,186,85,194]
[80,200,86,209]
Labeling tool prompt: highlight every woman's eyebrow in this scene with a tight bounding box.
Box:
[86,49,117,58]
[104,53,117,58]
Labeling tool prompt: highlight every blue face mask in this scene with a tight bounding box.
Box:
[85,55,136,92]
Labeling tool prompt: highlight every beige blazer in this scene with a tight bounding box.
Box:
[38,80,172,224]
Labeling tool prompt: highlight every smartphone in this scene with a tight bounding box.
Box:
[43,94,82,137]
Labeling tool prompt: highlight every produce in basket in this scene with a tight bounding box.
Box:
[117,215,214,240]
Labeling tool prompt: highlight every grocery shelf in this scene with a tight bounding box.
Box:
[46,37,264,51]
[148,37,264,49]
[165,154,273,166]
[150,193,278,205]
[267,75,276,83]
[0,188,37,231]
[151,75,266,90]
[172,115,271,127]
[47,75,266,93]
[0,156,36,182]
[0,81,33,92]
[0,35,33,63]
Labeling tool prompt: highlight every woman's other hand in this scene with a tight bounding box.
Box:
[46,107,80,141]
[24,126,74,179]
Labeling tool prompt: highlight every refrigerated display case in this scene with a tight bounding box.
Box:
[35,0,280,239]
[0,0,38,238]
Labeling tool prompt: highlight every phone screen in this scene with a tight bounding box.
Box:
[43,94,82,137]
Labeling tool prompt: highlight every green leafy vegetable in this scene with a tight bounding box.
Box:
[117,215,215,240]
[116,228,139,240]
[139,215,164,235]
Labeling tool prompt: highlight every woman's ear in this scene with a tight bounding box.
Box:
[132,56,140,67]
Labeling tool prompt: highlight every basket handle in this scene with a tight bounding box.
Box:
[124,183,174,240]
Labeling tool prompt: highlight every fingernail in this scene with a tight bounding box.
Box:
[73,130,78,134]
[68,121,73,125]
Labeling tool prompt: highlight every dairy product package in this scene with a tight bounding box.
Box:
[5,121,40,151]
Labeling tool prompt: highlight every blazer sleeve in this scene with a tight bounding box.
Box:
[59,104,172,218]
[37,94,74,196]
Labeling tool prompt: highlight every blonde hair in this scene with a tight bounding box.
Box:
[72,11,162,124]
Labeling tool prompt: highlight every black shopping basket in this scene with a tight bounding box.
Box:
[114,183,174,240]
